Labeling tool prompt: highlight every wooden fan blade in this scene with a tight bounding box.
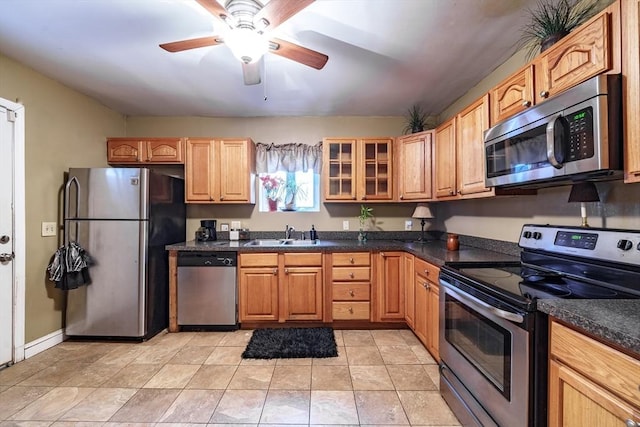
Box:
[269,37,328,70]
[255,0,314,31]
[195,0,229,22]
[242,61,262,85]
[159,36,223,52]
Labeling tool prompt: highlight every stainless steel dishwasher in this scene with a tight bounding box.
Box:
[177,252,238,330]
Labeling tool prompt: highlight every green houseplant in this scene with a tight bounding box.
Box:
[518,0,600,60]
[402,105,427,135]
[357,204,374,242]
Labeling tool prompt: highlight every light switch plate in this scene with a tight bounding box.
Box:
[343,220,350,230]
[42,222,57,237]
[405,220,413,231]
[220,223,229,231]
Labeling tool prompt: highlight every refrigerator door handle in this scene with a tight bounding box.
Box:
[64,176,80,243]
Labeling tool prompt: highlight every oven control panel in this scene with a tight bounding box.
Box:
[519,224,640,265]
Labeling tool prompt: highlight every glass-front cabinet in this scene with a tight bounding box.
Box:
[323,137,393,201]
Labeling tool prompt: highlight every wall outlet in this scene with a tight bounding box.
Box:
[231,220,241,230]
[42,222,57,237]
[343,220,350,230]
[405,220,413,231]
[220,223,229,231]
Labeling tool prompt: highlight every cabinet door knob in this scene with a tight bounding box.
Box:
[220,196,224,200]
[625,419,638,427]
[349,257,354,264]
[349,290,355,297]
[273,268,278,275]
[380,252,385,257]
[348,306,354,313]
[522,100,531,107]
[425,283,430,290]
[352,196,357,200]
[424,269,429,276]
[539,90,549,98]
[284,268,289,274]
[349,272,355,278]
[399,194,403,199]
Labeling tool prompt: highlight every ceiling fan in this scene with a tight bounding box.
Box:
[160,0,329,85]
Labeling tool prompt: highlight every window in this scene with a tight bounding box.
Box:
[255,142,322,213]
[258,171,320,212]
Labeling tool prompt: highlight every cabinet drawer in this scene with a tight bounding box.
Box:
[414,258,439,283]
[332,252,370,267]
[284,252,322,266]
[332,283,370,301]
[551,322,640,407]
[332,266,370,281]
[240,253,278,267]
[332,302,370,320]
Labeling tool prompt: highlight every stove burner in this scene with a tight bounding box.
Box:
[567,283,617,298]
[459,268,514,279]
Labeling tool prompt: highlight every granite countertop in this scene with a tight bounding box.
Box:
[537,299,640,356]
[165,238,520,267]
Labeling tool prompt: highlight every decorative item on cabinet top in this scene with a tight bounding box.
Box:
[517,0,601,60]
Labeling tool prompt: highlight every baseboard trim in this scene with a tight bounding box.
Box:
[24,329,65,359]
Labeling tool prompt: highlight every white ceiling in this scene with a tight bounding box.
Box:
[0,0,541,118]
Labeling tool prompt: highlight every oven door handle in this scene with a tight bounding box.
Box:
[441,280,525,324]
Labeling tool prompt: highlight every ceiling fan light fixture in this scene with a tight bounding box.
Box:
[225,27,268,64]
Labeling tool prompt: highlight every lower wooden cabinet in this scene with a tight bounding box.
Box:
[374,251,405,322]
[548,321,640,427]
[409,256,440,361]
[238,253,279,322]
[329,252,371,320]
[239,252,322,323]
[282,253,323,321]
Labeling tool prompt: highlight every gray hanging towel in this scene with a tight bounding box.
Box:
[47,242,93,290]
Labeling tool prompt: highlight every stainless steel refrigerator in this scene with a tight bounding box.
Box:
[64,168,186,339]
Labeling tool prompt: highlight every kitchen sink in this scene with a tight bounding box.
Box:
[244,239,318,246]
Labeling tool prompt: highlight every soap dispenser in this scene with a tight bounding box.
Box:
[309,225,318,242]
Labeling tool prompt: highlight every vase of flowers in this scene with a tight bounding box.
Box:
[260,174,284,211]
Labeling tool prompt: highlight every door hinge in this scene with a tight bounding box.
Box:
[7,110,17,122]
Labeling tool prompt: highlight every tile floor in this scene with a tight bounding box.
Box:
[0,329,461,426]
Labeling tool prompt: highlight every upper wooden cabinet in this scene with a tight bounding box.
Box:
[456,94,493,197]
[534,9,613,104]
[622,0,640,183]
[323,137,394,202]
[185,138,255,204]
[396,130,434,201]
[107,138,184,164]
[434,117,458,199]
[490,65,534,126]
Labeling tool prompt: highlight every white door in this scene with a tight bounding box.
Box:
[0,105,15,365]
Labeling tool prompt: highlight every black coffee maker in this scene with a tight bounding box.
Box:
[195,219,217,241]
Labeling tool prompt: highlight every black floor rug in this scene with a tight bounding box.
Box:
[242,327,338,359]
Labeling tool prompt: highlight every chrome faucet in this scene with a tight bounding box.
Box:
[285,224,295,239]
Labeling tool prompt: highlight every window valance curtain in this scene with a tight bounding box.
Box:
[255,142,322,174]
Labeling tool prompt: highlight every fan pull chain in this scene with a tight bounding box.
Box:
[263,59,268,101]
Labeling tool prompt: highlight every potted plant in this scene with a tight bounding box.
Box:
[278,177,307,211]
[518,0,600,60]
[357,204,374,242]
[402,105,427,135]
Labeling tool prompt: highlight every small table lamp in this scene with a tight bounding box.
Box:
[568,182,600,227]
[412,203,434,242]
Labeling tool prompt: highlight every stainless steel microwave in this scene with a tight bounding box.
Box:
[484,74,622,188]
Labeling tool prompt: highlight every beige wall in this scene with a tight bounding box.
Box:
[126,116,424,238]
[0,53,125,341]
